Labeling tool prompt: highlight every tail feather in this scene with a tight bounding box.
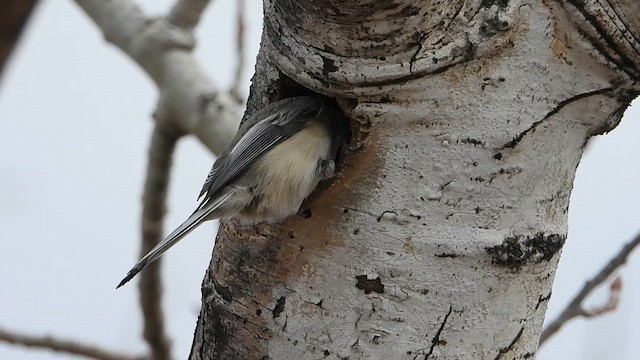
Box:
[116,192,234,288]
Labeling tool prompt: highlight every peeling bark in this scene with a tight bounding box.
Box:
[191,0,639,358]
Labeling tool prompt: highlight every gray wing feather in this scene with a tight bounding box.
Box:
[118,97,326,288]
[198,161,223,199]
[197,97,323,202]
[117,191,235,288]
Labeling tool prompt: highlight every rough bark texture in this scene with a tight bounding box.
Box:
[191,0,639,359]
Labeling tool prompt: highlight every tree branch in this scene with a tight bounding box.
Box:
[0,327,141,360]
[229,0,246,102]
[168,0,211,31]
[74,0,241,154]
[0,0,40,83]
[580,276,622,318]
[138,123,179,360]
[540,231,640,345]
[72,1,243,359]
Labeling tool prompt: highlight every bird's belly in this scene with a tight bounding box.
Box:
[243,122,331,221]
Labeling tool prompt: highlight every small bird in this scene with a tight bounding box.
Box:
[117,96,350,288]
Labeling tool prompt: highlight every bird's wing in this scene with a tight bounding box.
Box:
[198,160,223,199]
[197,97,323,203]
[116,97,325,288]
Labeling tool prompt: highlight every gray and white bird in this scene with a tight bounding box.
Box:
[117,96,349,288]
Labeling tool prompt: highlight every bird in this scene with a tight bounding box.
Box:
[117,96,350,288]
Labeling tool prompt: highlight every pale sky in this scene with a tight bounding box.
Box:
[0,1,638,359]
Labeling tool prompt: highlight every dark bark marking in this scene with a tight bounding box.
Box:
[575,26,638,80]
[366,39,476,88]
[410,32,428,74]
[479,17,510,38]
[486,233,566,270]
[376,210,397,222]
[535,293,552,311]
[541,87,615,121]
[321,55,338,76]
[499,87,614,149]
[213,278,234,302]
[566,0,640,79]
[493,326,524,360]
[480,0,510,9]
[435,253,460,258]
[460,137,486,146]
[424,305,453,359]
[272,296,286,318]
[448,4,465,25]
[589,87,639,136]
[355,275,385,294]
[400,5,421,17]
[200,303,236,359]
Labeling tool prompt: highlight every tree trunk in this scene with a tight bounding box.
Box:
[190,0,639,359]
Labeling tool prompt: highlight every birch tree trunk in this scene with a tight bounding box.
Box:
[190,0,640,359]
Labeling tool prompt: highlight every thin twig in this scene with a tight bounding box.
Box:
[138,124,180,360]
[72,1,242,359]
[230,0,246,103]
[539,231,640,345]
[582,276,622,318]
[167,0,211,30]
[0,327,140,360]
[0,0,40,83]
[67,2,241,359]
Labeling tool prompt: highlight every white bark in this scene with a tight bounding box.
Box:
[191,0,639,359]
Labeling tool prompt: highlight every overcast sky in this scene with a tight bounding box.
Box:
[0,1,638,359]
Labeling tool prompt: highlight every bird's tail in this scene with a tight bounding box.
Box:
[116,191,234,288]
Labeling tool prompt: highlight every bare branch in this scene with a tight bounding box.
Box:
[540,232,640,345]
[168,0,211,30]
[0,327,141,360]
[582,276,622,318]
[72,1,243,359]
[74,0,241,154]
[229,0,246,103]
[0,0,40,83]
[138,123,179,360]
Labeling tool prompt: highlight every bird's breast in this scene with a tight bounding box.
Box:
[250,121,331,220]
